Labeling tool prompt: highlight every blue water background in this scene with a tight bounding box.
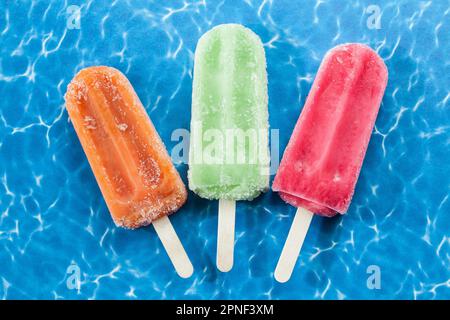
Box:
[0,0,449,299]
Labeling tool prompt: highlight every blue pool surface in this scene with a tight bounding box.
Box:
[0,0,449,299]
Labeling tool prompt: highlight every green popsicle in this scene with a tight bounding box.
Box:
[188,24,270,272]
[188,24,269,200]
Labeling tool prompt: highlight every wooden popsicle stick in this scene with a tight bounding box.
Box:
[274,207,313,283]
[217,199,236,272]
[152,216,194,279]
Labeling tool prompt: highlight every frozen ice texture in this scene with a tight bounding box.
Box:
[188,24,270,200]
[273,44,388,216]
[65,66,187,228]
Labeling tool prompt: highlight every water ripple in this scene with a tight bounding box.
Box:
[0,0,449,299]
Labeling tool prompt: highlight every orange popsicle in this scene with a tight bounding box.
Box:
[65,66,187,229]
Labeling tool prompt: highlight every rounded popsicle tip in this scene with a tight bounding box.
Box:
[328,43,377,57]
[177,261,194,279]
[69,66,126,85]
[195,23,265,54]
[217,260,233,273]
[325,43,388,82]
[72,65,124,79]
[199,23,257,37]
[65,66,128,108]
[274,269,290,283]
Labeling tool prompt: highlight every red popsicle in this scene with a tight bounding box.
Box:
[273,44,388,282]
